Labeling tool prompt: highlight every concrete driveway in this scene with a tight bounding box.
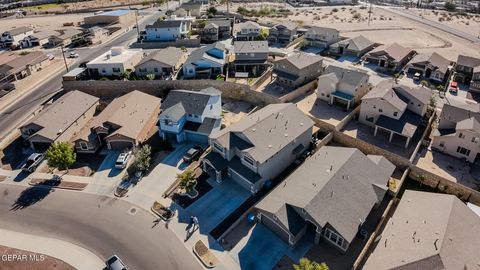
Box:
[230,224,312,270]
[85,150,125,196]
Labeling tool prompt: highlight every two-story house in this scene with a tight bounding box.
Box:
[454,55,480,92]
[20,91,99,150]
[268,22,297,46]
[135,47,187,79]
[234,40,269,77]
[203,103,314,194]
[235,21,262,41]
[202,23,220,43]
[182,42,226,79]
[0,27,33,48]
[144,20,190,41]
[304,26,340,49]
[159,88,222,144]
[359,80,430,148]
[431,102,480,163]
[273,52,323,88]
[256,146,395,250]
[405,52,452,83]
[316,64,369,110]
[86,47,143,77]
[364,43,416,72]
[72,91,161,152]
[329,35,375,57]
[202,19,231,42]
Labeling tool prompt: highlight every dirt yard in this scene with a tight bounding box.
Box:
[0,245,75,270]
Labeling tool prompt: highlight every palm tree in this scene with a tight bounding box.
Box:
[177,170,196,192]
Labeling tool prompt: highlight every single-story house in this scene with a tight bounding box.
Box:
[135,47,187,79]
[364,43,416,72]
[405,52,452,83]
[329,35,375,57]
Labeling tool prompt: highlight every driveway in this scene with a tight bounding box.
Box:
[85,150,125,195]
[230,224,312,270]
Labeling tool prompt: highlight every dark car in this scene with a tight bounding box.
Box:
[183,146,203,163]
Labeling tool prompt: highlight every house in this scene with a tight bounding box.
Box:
[234,41,269,77]
[364,43,416,72]
[268,22,297,45]
[454,55,480,92]
[329,35,375,57]
[48,29,83,47]
[0,51,52,81]
[431,102,480,163]
[304,26,340,49]
[87,26,110,45]
[364,190,480,270]
[84,9,136,25]
[135,47,186,79]
[203,103,314,194]
[20,30,58,48]
[235,21,262,41]
[202,19,231,42]
[175,3,203,18]
[256,146,395,250]
[273,52,323,88]
[0,26,34,48]
[328,0,354,4]
[359,80,430,148]
[72,91,160,152]
[86,47,143,77]
[405,52,452,83]
[316,64,369,110]
[182,42,226,79]
[159,88,222,144]
[144,20,190,41]
[20,91,99,150]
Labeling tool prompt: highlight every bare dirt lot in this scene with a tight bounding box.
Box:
[0,245,75,270]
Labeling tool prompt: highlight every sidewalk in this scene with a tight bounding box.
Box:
[0,228,105,270]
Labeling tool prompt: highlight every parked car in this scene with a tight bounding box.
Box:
[449,81,458,94]
[68,52,79,58]
[183,146,203,163]
[115,151,132,169]
[22,153,44,173]
[413,72,421,80]
[105,255,127,270]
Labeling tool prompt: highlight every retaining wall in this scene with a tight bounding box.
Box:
[130,39,201,49]
[279,80,317,103]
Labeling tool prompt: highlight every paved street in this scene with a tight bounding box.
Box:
[0,4,175,142]
[0,183,201,270]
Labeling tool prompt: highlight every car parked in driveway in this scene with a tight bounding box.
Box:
[449,81,458,94]
[115,151,132,169]
[183,146,203,163]
[22,153,44,173]
[413,72,421,80]
[106,255,127,270]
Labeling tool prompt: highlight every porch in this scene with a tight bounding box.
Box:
[329,90,355,111]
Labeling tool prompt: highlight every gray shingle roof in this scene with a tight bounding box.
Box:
[376,110,422,138]
[392,85,431,106]
[362,80,407,112]
[184,42,226,66]
[160,88,221,121]
[234,40,269,54]
[136,47,185,67]
[333,35,373,52]
[206,19,230,28]
[275,52,323,70]
[272,22,297,31]
[367,43,413,62]
[364,190,480,270]
[146,20,182,29]
[306,26,339,36]
[320,64,369,88]
[456,54,480,68]
[437,101,480,130]
[256,146,395,242]
[408,52,451,74]
[210,103,314,163]
[6,26,32,36]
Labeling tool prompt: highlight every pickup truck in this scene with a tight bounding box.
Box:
[22,153,44,173]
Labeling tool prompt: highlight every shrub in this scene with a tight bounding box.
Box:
[45,142,76,171]
[132,145,152,172]
[178,170,196,192]
[332,8,338,12]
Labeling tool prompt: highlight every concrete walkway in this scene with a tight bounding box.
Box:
[0,228,105,270]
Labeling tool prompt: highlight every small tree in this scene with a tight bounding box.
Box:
[180,45,187,52]
[45,142,76,171]
[436,85,445,92]
[133,145,152,172]
[207,6,217,16]
[120,70,132,80]
[293,258,329,270]
[420,80,429,87]
[444,1,456,12]
[146,73,155,80]
[429,95,437,110]
[177,170,196,192]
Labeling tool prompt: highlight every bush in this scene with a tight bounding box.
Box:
[132,145,152,172]
[45,142,76,171]
[178,170,196,192]
[444,1,456,12]
[332,8,338,12]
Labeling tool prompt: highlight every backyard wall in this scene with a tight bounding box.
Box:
[250,67,273,91]
[279,80,317,103]
[130,39,201,49]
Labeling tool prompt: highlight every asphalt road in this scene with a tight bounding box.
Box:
[0,6,169,142]
[0,183,201,270]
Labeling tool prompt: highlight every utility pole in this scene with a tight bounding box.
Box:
[368,0,372,27]
[60,45,69,73]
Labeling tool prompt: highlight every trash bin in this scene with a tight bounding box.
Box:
[247,213,255,224]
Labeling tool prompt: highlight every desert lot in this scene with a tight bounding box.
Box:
[220,3,480,61]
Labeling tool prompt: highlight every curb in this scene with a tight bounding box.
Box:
[28,179,87,191]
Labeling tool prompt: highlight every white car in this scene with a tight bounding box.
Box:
[115,152,131,169]
[413,72,421,80]
[68,52,79,58]
[106,255,127,270]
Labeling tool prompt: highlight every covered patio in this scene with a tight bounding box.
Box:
[330,91,355,110]
[203,151,228,183]
[373,110,423,148]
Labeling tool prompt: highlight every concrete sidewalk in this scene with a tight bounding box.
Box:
[0,228,105,270]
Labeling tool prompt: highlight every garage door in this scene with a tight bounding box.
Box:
[108,140,134,151]
[228,168,251,191]
[185,132,208,144]
[32,141,51,151]
[407,67,423,75]
[260,213,291,243]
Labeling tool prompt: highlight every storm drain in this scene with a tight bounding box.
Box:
[129,207,137,215]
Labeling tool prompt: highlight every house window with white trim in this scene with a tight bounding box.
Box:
[324,228,346,250]
[243,155,256,166]
[472,137,479,143]
[459,132,465,139]
[79,142,88,150]
[456,146,470,156]
[213,142,224,153]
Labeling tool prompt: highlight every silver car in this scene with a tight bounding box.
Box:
[115,152,131,169]
[106,255,127,270]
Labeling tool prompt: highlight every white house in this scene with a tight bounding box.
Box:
[182,42,226,79]
[86,47,143,76]
[159,88,222,144]
[1,27,34,48]
[144,19,190,41]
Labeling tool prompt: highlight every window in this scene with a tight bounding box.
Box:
[373,105,376,109]
[139,68,147,72]
[459,132,465,139]
[324,228,345,250]
[79,142,88,150]
[243,155,256,166]
[473,137,480,143]
[112,67,121,73]
[456,146,471,156]
[154,68,159,72]
[164,119,173,126]
[379,109,383,113]
[393,112,398,117]
[439,141,445,147]
[213,142,224,152]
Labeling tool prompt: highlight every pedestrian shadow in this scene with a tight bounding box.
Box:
[13,172,29,182]
[10,181,59,211]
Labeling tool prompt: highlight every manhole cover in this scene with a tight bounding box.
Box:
[129,207,137,215]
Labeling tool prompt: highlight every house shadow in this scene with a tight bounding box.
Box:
[108,168,123,178]
[10,181,59,211]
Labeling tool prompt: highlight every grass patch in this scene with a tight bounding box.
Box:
[25,3,62,10]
